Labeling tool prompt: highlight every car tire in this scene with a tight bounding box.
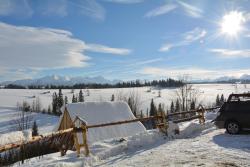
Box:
[226,120,240,134]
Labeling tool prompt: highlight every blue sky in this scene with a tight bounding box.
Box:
[0,0,250,81]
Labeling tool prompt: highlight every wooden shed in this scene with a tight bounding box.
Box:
[57,102,146,144]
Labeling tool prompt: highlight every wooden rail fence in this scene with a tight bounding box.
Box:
[0,106,220,165]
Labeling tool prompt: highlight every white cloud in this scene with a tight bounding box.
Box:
[140,67,250,80]
[159,43,173,52]
[177,1,203,18]
[127,58,163,66]
[41,0,67,17]
[68,0,106,21]
[0,0,33,17]
[145,4,177,18]
[159,27,206,52]
[145,1,202,19]
[103,0,144,4]
[245,12,250,21]
[0,0,106,20]
[184,27,207,42]
[85,44,132,55]
[0,22,131,71]
[209,49,250,58]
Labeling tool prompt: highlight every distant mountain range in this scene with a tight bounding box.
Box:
[192,74,250,83]
[1,74,250,86]
[214,74,250,82]
[0,75,121,86]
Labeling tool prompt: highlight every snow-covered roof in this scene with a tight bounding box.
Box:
[59,101,146,144]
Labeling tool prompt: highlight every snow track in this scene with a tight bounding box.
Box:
[94,129,250,167]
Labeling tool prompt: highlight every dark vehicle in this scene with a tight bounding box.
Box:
[214,93,250,134]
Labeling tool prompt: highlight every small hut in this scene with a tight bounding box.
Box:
[57,102,146,144]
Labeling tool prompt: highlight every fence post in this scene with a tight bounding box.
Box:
[156,111,168,134]
[198,106,205,124]
[81,124,89,156]
[73,128,80,157]
[20,142,24,164]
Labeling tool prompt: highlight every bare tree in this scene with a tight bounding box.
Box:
[175,78,200,112]
[35,97,41,112]
[115,90,142,117]
[12,102,33,131]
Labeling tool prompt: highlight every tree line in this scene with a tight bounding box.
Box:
[2,78,184,89]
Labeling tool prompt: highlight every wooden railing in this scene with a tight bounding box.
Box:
[0,106,220,165]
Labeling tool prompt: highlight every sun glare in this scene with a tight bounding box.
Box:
[220,11,245,37]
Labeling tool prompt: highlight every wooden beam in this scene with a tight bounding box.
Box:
[86,115,161,129]
[0,128,74,153]
[173,115,202,123]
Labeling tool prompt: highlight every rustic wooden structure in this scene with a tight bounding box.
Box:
[72,116,89,157]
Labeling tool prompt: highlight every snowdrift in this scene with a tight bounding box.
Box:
[0,130,31,146]
[57,102,146,144]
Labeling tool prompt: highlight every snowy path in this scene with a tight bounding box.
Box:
[94,129,250,167]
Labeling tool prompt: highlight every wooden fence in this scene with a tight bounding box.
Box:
[0,106,220,165]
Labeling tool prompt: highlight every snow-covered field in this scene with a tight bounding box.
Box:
[0,84,250,166]
[0,84,249,135]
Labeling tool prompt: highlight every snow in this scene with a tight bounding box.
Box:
[60,102,146,144]
[13,117,250,167]
[22,130,32,142]
[0,130,31,146]
[0,106,58,135]
[0,83,249,136]
[167,121,179,137]
[0,84,249,166]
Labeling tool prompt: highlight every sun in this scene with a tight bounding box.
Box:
[220,11,245,37]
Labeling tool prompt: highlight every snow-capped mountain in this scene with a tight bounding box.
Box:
[214,74,250,82]
[1,75,121,86]
[240,74,250,80]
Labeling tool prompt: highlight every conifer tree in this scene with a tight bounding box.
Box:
[158,103,164,113]
[140,110,143,118]
[52,92,58,115]
[150,99,157,116]
[190,100,195,110]
[216,94,220,106]
[72,94,77,103]
[170,101,175,113]
[32,121,38,136]
[220,94,225,105]
[111,94,115,101]
[58,89,64,109]
[149,99,157,128]
[158,90,161,97]
[127,97,136,116]
[175,99,180,112]
[78,90,84,102]
[64,96,68,105]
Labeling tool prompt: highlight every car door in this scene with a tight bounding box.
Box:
[241,101,250,128]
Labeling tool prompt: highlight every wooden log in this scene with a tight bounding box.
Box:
[167,106,220,117]
[0,128,74,153]
[87,115,162,129]
[173,115,202,123]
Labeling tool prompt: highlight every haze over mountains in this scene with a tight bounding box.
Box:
[1,74,250,86]
[0,75,121,86]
